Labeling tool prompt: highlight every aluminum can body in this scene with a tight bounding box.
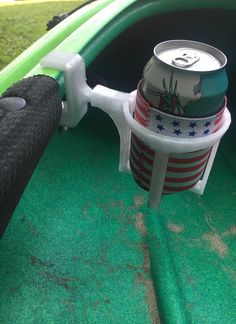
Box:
[142,40,228,117]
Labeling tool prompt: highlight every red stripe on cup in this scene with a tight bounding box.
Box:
[169,150,210,164]
[214,115,223,126]
[131,144,153,167]
[131,141,154,165]
[165,167,205,183]
[137,85,149,108]
[131,142,153,165]
[134,110,147,127]
[213,124,221,133]
[130,161,150,185]
[132,134,154,157]
[167,156,209,173]
[214,107,224,127]
[136,97,150,115]
[130,150,152,177]
[164,182,200,192]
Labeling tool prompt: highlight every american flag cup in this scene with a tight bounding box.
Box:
[129,83,226,194]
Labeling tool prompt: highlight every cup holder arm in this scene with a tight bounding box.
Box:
[90,85,133,173]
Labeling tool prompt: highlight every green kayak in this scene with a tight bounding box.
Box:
[0,1,235,323]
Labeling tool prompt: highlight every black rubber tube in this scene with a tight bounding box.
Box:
[0,76,62,238]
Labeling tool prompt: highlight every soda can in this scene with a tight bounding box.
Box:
[130,40,227,194]
[142,39,228,117]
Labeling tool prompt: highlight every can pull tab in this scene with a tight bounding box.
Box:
[172,49,200,68]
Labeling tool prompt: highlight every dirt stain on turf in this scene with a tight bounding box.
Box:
[222,226,236,237]
[31,255,55,267]
[167,222,185,233]
[135,212,147,236]
[135,212,160,324]
[203,233,228,257]
[39,271,79,291]
[134,195,145,208]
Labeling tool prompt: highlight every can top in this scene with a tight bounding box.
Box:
[154,40,227,72]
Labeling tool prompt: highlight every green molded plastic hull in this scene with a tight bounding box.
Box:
[0,1,236,323]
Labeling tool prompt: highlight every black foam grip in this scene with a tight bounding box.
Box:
[0,76,62,238]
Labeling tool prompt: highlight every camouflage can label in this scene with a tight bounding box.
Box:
[142,40,228,117]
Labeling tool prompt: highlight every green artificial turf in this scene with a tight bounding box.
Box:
[0,108,159,324]
[0,1,85,71]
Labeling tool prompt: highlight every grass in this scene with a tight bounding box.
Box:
[0,1,86,70]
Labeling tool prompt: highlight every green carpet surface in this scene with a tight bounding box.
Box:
[0,107,235,323]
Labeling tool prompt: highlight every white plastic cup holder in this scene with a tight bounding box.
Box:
[123,101,231,208]
[123,102,231,154]
[40,51,232,209]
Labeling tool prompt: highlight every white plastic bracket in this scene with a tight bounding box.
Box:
[90,85,135,172]
[148,152,169,209]
[41,51,92,128]
[190,141,220,195]
[41,50,133,172]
